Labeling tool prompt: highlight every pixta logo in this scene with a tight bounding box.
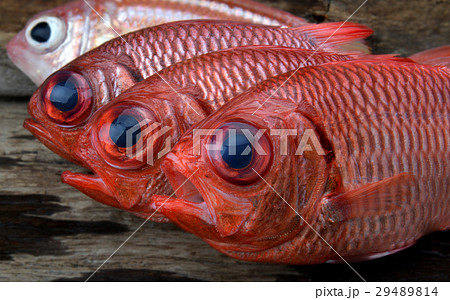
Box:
[123,122,326,166]
[192,128,325,156]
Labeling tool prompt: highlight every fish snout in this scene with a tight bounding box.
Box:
[24,118,86,166]
[6,33,26,65]
[160,153,252,237]
[6,33,48,85]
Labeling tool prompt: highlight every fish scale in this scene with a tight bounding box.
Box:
[59,47,361,220]
[154,60,449,264]
[260,62,449,261]
[157,47,354,112]
[25,20,372,168]
[89,20,371,100]
[97,21,331,79]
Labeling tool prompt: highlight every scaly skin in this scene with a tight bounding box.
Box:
[61,47,358,219]
[24,20,372,167]
[7,0,307,85]
[152,60,449,264]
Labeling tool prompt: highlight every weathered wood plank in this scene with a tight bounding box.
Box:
[0,0,449,96]
[0,100,448,281]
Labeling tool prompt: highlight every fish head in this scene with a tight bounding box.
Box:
[61,80,206,211]
[151,91,330,253]
[6,1,116,85]
[24,48,142,167]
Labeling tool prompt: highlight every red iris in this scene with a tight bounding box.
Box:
[93,102,163,170]
[206,121,272,185]
[41,70,93,127]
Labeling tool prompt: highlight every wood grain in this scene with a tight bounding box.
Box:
[0,101,448,281]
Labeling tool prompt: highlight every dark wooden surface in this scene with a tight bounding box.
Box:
[0,0,449,281]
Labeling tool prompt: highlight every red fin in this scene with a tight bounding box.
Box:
[322,173,415,223]
[296,22,373,54]
[151,195,213,224]
[353,54,414,63]
[409,45,450,68]
[213,206,252,237]
[326,241,416,263]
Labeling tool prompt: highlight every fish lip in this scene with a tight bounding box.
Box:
[6,33,49,85]
[63,168,170,218]
[23,118,82,165]
[155,153,215,224]
[5,38,17,62]
[23,118,59,150]
[6,35,23,64]
[157,153,251,236]
[61,170,120,207]
[24,118,119,207]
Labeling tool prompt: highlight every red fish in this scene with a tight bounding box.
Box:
[151,60,449,264]
[7,0,308,85]
[24,20,372,167]
[60,46,368,220]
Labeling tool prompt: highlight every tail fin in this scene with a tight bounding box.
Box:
[295,22,374,54]
[409,45,450,68]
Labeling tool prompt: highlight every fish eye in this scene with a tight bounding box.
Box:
[41,70,93,127]
[41,71,93,125]
[50,80,78,112]
[207,121,272,185]
[30,22,51,43]
[94,103,162,170]
[221,132,253,169]
[25,15,66,51]
[109,115,141,148]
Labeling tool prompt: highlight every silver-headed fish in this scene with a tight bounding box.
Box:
[7,0,308,85]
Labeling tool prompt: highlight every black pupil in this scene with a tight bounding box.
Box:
[50,80,78,112]
[221,132,253,169]
[109,115,141,148]
[30,22,51,43]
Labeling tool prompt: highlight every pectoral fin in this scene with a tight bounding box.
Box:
[322,173,415,223]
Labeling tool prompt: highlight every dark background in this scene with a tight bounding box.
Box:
[0,0,448,281]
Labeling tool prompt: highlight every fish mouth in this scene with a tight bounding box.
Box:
[61,170,122,208]
[24,118,55,146]
[23,118,80,165]
[25,118,121,208]
[6,34,52,85]
[152,153,250,237]
[62,168,169,221]
[151,153,213,224]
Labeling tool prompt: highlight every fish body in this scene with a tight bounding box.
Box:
[24,20,372,167]
[60,46,366,220]
[151,60,449,263]
[6,0,308,85]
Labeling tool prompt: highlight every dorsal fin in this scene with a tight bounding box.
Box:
[294,22,373,54]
